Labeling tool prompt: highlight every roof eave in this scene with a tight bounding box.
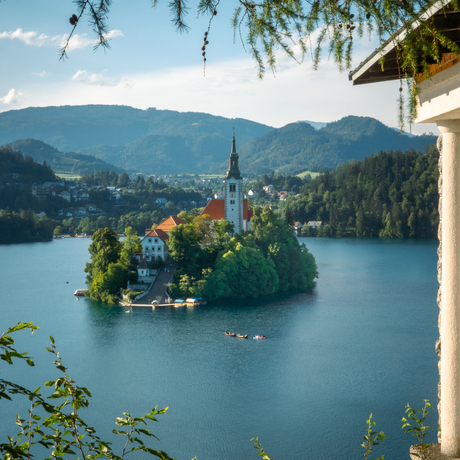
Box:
[349,0,451,85]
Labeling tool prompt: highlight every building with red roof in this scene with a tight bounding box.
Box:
[141,227,170,262]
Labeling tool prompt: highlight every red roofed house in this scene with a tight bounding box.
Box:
[154,215,186,234]
[141,215,186,261]
[141,228,169,262]
[200,134,253,233]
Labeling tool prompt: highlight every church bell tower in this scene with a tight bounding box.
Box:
[224,133,243,233]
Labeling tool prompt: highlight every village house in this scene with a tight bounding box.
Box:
[155,197,168,207]
[140,215,186,263]
[58,191,71,202]
[85,204,97,212]
[140,228,169,262]
[307,221,323,229]
[293,222,303,236]
[32,185,55,199]
[278,191,288,200]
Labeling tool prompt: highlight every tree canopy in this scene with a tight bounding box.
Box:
[168,206,318,301]
[85,227,138,303]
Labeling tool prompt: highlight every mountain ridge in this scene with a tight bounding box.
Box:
[0,106,437,176]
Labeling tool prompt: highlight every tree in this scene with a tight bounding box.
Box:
[122,226,142,254]
[85,228,126,302]
[198,240,279,300]
[85,228,122,284]
[213,218,234,246]
[167,223,203,277]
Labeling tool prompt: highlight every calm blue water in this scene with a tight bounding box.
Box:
[0,237,439,460]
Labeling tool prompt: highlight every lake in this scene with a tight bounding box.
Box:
[0,237,439,459]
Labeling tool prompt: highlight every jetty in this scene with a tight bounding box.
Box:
[123,303,174,308]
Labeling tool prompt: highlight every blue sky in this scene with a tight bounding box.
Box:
[0,0,438,135]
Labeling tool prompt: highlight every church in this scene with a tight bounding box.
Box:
[200,134,253,233]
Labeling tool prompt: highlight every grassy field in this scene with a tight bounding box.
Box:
[56,173,82,180]
[176,173,225,179]
[296,170,322,179]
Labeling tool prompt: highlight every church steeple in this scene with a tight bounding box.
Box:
[226,132,242,180]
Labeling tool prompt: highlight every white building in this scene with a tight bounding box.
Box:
[140,228,169,262]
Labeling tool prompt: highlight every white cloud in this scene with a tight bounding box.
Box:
[0,28,123,51]
[0,89,23,105]
[72,69,132,87]
[32,71,51,77]
[103,29,124,40]
[0,28,65,47]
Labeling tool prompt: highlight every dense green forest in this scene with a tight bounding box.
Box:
[0,145,57,184]
[284,145,439,238]
[168,207,318,301]
[0,209,54,244]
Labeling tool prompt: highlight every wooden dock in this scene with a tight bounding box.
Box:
[124,303,174,308]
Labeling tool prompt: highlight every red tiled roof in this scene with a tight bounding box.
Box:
[156,215,186,233]
[201,200,225,220]
[243,199,249,220]
[144,228,169,243]
[201,199,253,221]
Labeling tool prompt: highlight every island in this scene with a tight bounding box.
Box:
[84,136,318,304]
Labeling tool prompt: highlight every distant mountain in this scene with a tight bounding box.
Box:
[230,116,437,175]
[297,120,328,130]
[0,107,437,177]
[0,105,273,174]
[7,139,125,175]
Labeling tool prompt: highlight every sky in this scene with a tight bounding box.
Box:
[0,0,439,135]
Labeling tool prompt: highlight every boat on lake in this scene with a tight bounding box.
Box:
[237,334,248,338]
[185,298,201,306]
[174,299,186,307]
[225,332,236,337]
[253,335,267,340]
[191,297,207,305]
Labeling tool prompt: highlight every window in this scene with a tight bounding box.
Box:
[229,184,236,192]
[154,238,158,243]
[158,246,161,252]
[148,238,152,243]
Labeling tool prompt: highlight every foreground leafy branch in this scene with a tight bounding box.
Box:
[402,399,433,458]
[1,322,174,460]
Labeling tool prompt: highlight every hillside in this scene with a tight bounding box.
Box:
[7,139,125,176]
[284,145,439,238]
[231,116,437,174]
[0,145,57,184]
[0,105,273,174]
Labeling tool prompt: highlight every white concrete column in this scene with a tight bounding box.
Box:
[438,119,460,457]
